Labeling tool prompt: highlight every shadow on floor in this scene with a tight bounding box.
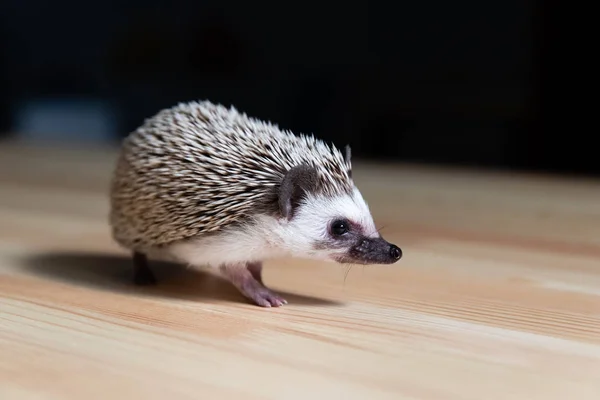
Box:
[19,251,341,307]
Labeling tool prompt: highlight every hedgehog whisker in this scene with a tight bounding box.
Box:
[342,265,349,286]
[343,264,355,286]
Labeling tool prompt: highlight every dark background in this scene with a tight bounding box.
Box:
[0,1,590,175]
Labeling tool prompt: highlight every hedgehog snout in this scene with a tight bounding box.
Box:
[342,236,403,265]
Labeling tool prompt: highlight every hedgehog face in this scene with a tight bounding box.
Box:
[276,181,402,265]
[299,187,402,265]
[273,163,402,265]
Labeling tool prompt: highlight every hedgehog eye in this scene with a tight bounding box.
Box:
[330,219,350,236]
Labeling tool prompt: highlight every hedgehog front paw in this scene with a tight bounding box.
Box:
[220,263,287,308]
[239,279,287,308]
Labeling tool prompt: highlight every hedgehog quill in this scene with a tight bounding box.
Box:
[109,100,402,307]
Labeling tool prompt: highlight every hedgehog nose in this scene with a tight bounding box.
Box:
[389,244,402,260]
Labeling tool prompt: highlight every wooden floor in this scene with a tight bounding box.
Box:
[0,141,599,400]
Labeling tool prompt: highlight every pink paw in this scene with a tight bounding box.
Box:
[241,280,287,308]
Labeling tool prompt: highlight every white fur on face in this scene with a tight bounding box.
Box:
[166,185,378,269]
[262,185,379,261]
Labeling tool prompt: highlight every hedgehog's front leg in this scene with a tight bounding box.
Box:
[219,262,287,307]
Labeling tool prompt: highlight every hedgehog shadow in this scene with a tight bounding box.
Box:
[20,252,341,307]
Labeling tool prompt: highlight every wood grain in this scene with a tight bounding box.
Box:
[0,141,599,400]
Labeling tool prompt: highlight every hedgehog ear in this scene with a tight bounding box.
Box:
[278,164,318,220]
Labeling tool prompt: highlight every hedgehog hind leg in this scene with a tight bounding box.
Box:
[132,251,157,285]
[219,262,287,308]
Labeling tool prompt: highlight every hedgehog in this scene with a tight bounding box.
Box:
[109,100,402,307]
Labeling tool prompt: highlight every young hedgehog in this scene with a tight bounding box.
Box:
[109,100,402,307]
